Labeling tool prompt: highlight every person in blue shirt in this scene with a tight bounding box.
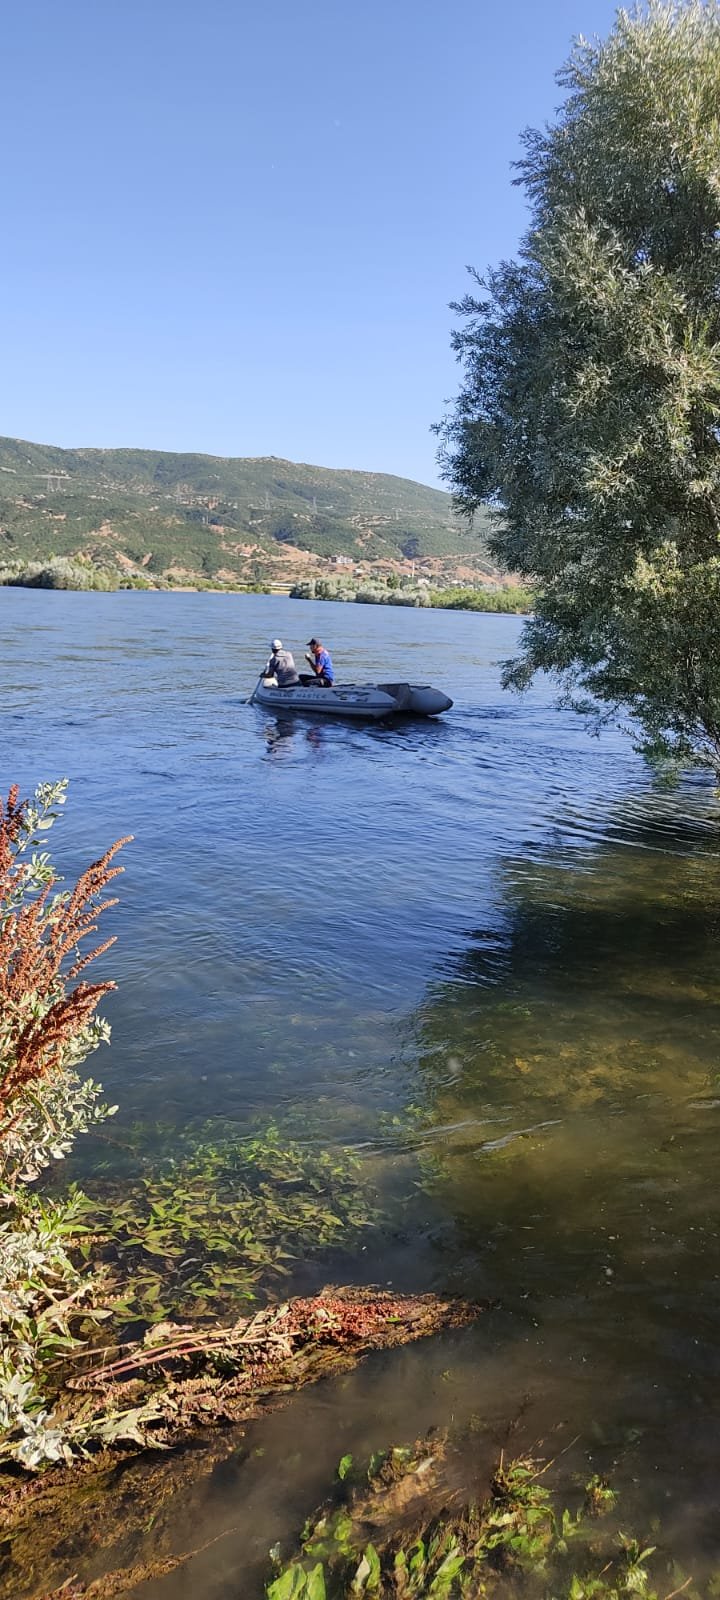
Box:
[305,637,335,686]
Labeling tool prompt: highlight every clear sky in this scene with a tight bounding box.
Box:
[4,0,618,485]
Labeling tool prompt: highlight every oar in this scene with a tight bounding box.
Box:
[247,674,263,706]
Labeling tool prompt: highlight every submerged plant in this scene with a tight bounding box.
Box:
[265,1435,674,1600]
[83,1123,376,1324]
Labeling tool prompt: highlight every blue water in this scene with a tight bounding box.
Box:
[4,589,720,1597]
[1,590,641,1134]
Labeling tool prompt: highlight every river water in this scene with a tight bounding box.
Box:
[4,590,720,1596]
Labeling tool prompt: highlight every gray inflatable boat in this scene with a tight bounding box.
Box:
[249,677,453,719]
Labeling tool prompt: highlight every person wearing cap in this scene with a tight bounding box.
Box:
[304,637,335,686]
[263,638,299,686]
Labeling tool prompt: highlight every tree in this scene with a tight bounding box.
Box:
[437,1,720,773]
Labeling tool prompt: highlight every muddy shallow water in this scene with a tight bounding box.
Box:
[3,589,720,1596]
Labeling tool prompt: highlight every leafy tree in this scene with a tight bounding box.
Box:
[438,1,720,773]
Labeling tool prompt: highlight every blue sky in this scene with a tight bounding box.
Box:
[4,0,618,484]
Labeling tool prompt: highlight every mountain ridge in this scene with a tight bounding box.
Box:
[0,435,500,586]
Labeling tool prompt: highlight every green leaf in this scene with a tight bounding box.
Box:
[266,1563,309,1599]
[429,1549,465,1589]
[351,1545,380,1592]
[306,1567,326,1600]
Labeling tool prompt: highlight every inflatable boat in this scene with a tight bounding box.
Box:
[249,678,453,719]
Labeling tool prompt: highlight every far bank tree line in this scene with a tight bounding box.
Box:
[289,575,534,612]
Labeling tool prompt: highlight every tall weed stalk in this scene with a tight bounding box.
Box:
[0,781,128,1466]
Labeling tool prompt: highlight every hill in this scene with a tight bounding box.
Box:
[0,437,501,587]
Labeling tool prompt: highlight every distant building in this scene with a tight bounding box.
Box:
[330,553,353,567]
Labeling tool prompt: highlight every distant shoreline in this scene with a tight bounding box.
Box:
[0,562,533,613]
[0,579,533,615]
[287,581,534,616]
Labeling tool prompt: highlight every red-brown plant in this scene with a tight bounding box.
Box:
[0,785,131,1122]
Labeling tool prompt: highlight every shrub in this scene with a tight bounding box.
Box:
[0,558,119,591]
[0,781,129,1467]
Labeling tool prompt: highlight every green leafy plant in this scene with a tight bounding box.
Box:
[265,1436,680,1600]
[84,1124,376,1324]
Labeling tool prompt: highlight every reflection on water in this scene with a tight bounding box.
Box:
[263,715,330,760]
[411,809,720,1509]
[2,591,720,1596]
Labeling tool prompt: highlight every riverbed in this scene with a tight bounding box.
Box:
[4,589,720,1597]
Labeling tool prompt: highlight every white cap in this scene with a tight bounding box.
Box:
[271,638,282,650]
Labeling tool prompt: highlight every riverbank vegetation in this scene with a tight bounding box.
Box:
[0,1295,477,1599]
[0,781,487,1596]
[438,0,720,776]
[0,781,131,1469]
[290,576,534,612]
[0,557,145,590]
[0,785,393,1478]
[0,557,273,592]
[7,1430,709,1600]
[9,1426,685,1600]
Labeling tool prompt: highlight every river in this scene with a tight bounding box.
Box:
[4,589,720,1596]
